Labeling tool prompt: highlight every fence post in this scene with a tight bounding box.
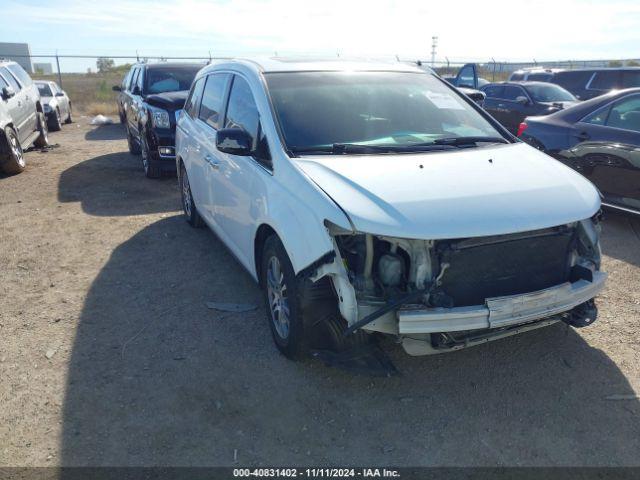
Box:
[55,52,62,89]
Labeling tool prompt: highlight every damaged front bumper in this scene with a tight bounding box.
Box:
[398,271,607,334]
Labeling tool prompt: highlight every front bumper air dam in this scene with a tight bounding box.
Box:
[398,271,607,334]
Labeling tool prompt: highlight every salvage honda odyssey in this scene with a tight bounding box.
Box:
[175,58,606,360]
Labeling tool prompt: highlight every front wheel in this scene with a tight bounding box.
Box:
[33,112,49,148]
[0,126,26,175]
[261,235,309,360]
[65,104,73,124]
[126,124,141,155]
[141,131,160,179]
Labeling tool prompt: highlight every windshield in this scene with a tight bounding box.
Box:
[145,66,200,94]
[526,84,576,102]
[265,72,505,153]
[37,83,53,97]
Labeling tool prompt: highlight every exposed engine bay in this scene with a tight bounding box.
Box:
[312,216,604,355]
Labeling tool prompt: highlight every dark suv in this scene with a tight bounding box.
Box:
[0,60,48,175]
[114,62,203,178]
[510,67,640,100]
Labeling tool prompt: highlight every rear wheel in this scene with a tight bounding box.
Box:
[33,112,49,148]
[180,164,204,228]
[48,108,62,131]
[65,104,73,124]
[0,127,26,175]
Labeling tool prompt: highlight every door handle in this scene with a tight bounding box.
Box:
[205,155,220,169]
[576,131,590,141]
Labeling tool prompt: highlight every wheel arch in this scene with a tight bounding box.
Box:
[254,223,279,286]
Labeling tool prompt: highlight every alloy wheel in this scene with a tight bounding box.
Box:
[10,133,25,168]
[266,256,290,339]
[182,171,192,217]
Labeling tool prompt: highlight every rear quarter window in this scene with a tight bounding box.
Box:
[6,64,32,87]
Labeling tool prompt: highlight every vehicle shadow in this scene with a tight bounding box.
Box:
[60,217,640,467]
[57,152,178,216]
[600,210,640,268]
[84,124,126,141]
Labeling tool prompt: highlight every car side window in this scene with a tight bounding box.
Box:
[0,67,21,92]
[135,68,144,93]
[622,71,640,88]
[6,64,32,87]
[482,85,503,98]
[510,73,524,81]
[606,95,640,132]
[199,73,230,129]
[589,71,619,90]
[0,74,9,90]
[502,86,524,101]
[128,68,139,91]
[185,77,205,118]
[527,73,552,81]
[225,75,271,165]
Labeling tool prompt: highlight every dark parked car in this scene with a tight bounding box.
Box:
[113,62,203,178]
[481,81,577,134]
[518,88,640,214]
[510,67,640,100]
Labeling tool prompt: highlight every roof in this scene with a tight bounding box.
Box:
[141,62,205,70]
[484,81,563,87]
[205,57,423,74]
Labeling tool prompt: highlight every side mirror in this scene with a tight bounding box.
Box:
[216,128,253,156]
[132,86,141,96]
[516,96,529,105]
[1,86,15,100]
[112,85,122,92]
[55,92,65,97]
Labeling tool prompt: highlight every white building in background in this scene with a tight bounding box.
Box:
[0,42,33,73]
[33,62,53,74]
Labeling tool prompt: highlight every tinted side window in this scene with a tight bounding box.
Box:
[510,73,524,81]
[606,95,640,132]
[225,76,270,163]
[7,64,32,87]
[0,67,21,92]
[128,68,139,91]
[589,71,620,90]
[135,68,144,92]
[622,71,640,88]
[482,85,503,98]
[0,74,9,90]
[199,74,230,129]
[552,71,590,90]
[527,73,552,81]
[185,77,205,118]
[583,105,610,126]
[502,86,525,101]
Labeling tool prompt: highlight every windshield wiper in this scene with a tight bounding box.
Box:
[431,136,509,146]
[331,143,457,154]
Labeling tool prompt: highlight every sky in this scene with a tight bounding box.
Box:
[2,0,640,72]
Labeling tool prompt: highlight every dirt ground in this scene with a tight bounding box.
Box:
[1,119,639,467]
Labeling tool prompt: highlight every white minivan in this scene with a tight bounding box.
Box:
[176,58,605,359]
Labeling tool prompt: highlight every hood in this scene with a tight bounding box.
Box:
[145,90,188,110]
[296,143,600,240]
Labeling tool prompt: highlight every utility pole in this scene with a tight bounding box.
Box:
[431,36,438,66]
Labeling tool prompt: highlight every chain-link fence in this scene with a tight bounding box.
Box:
[2,52,640,115]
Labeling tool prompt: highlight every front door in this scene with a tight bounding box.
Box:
[209,74,272,272]
[0,67,29,143]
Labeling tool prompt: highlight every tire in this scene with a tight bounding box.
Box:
[65,104,73,124]
[261,235,310,360]
[119,109,126,124]
[0,126,26,175]
[48,109,62,132]
[33,112,49,149]
[141,130,161,179]
[126,124,141,155]
[180,164,204,228]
